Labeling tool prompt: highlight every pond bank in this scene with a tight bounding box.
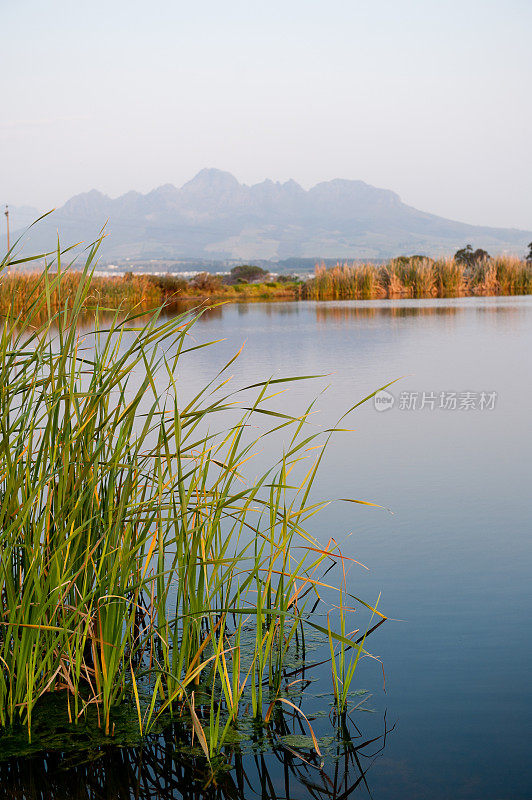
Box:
[4,254,532,317]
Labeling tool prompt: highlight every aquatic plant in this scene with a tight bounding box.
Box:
[0,695,393,799]
[304,256,532,300]
[3,252,532,312]
[0,238,385,762]
[327,587,382,717]
[0,267,161,319]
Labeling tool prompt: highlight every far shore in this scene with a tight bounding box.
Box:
[3,255,532,317]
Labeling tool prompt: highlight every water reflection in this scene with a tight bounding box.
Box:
[42,296,532,336]
[165,297,532,331]
[314,304,461,324]
[0,715,391,800]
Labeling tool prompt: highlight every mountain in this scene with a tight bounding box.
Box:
[3,169,531,263]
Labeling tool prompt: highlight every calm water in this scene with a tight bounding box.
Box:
[170,297,532,799]
[5,297,532,799]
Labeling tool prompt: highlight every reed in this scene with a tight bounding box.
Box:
[492,256,532,295]
[327,588,381,717]
[0,239,384,762]
[389,257,436,298]
[0,270,161,319]
[433,258,468,297]
[4,254,532,312]
[304,256,532,300]
[307,263,386,300]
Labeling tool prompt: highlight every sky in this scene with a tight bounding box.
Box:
[1,0,531,229]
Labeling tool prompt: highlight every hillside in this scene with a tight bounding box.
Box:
[3,170,530,262]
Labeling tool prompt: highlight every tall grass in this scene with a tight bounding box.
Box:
[0,269,162,319]
[0,270,297,316]
[4,255,531,310]
[306,256,532,300]
[0,239,385,761]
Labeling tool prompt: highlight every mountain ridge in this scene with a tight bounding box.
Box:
[4,169,531,262]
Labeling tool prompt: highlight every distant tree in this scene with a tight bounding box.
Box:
[229,265,269,284]
[525,242,532,262]
[277,273,299,284]
[391,255,434,267]
[408,254,432,262]
[392,256,410,267]
[454,244,490,266]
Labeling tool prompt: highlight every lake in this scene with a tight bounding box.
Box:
[3,296,531,799]
[171,296,532,799]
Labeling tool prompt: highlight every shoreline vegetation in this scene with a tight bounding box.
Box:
[0,242,386,773]
[3,254,532,315]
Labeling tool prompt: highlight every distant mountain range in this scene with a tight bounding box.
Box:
[3,169,531,264]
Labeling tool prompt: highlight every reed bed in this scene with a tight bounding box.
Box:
[305,256,532,300]
[3,255,531,311]
[0,240,385,766]
[0,271,297,317]
[0,270,161,319]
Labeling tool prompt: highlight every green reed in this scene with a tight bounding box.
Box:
[0,238,385,760]
[327,587,382,717]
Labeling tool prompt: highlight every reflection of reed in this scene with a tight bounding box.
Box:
[77,298,527,333]
[69,297,528,345]
[314,303,461,324]
[312,299,530,330]
[163,299,224,319]
[256,705,393,800]
[0,712,392,799]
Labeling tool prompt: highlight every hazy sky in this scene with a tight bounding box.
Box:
[2,0,531,228]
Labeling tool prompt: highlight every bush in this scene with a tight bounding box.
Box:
[146,274,187,297]
[189,271,223,292]
[228,265,269,284]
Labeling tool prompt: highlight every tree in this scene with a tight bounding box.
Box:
[525,242,532,262]
[454,245,490,267]
[391,255,434,267]
[229,264,269,284]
